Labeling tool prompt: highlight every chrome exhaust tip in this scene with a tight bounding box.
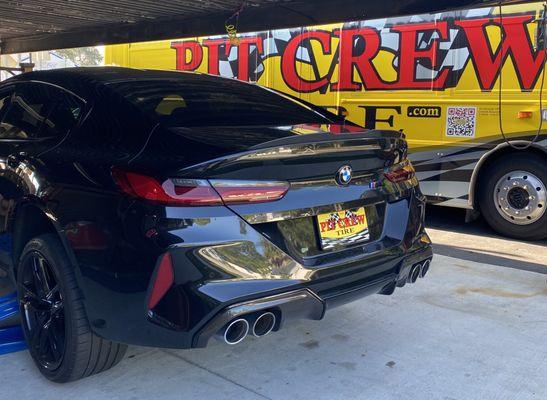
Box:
[252,312,276,337]
[408,263,421,284]
[223,318,249,345]
[420,259,431,278]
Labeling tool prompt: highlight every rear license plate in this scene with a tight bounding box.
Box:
[316,207,370,250]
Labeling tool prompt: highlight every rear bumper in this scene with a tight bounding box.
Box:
[78,188,432,349]
[193,237,432,347]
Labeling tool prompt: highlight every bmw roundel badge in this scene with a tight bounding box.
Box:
[336,165,353,186]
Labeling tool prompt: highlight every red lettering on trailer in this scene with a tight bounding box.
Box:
[202,37,264,81]
[391,21,451,89]
[203,38,226,75]
[232,37,264,81]
[171,41,203,71]
[455,15,545,91]
[170,12,543,93]
[281,31,332,92]
[331,27,389,91]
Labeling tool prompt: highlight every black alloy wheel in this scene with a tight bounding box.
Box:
[17,234,127,382]
[19,250,66,371]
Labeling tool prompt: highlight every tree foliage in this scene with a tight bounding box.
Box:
[55,47,103,66]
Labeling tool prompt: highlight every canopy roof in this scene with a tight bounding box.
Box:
[0,0,527,54]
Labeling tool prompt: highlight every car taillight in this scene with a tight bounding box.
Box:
[384,165,416,183]
[112,169,289,206]
[112,169,223,206]
[209,180,290,204]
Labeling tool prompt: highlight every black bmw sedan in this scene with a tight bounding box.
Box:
[0,68,432,382]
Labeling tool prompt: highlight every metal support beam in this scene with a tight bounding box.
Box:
[0,0,530,54]
[0,63,35,76]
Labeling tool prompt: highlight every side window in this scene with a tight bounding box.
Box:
[0,90,13,119]
[0,83,52,140]
[0,83,84,141]
[40,88,84,139]
[0,88,15,138]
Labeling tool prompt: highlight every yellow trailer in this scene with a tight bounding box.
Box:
[106,2,547,240]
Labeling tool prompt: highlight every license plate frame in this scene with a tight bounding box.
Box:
[316,207,370,250]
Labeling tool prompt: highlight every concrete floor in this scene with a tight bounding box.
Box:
[0,206,545,399]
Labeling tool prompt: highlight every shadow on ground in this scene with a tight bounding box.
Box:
[426,205,547,274]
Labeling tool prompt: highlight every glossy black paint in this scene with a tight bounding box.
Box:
[0,67,432,349]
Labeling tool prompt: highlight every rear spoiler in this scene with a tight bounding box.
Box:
[249,130,405,151]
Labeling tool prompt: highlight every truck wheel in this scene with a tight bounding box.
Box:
[17,234,127,382]
[478,153,547,240]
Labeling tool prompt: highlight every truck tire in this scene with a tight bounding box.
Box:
[478,153,547,241]
[17,234,127,382]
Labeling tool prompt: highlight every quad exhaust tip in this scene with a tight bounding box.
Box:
[252,312,276,337]
[407,259,432,283]
[408,263,421,284]
[223,318,249,345]
[420,259,431,278]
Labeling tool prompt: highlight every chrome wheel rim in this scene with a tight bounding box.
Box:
[493,170,546,225]
[19,252,65,371]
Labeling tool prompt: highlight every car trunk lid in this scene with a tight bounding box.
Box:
[172,129,408,261]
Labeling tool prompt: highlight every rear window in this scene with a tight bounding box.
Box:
[110,76,331,127]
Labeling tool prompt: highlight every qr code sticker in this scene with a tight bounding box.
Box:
[446,107,476,137]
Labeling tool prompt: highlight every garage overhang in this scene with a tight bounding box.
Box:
[0,0,531,54]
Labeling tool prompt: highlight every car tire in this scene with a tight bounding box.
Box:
[17,234,127,382]
[478,153,547,241]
